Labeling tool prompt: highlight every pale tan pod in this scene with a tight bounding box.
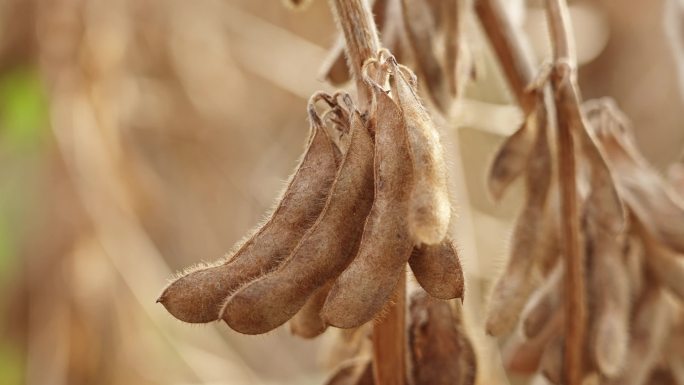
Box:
[522,264,563,339]
[608,285,673,385]
[583,160,629,379]
[156,104,340,324]
[407,289,477,385]
[623,233,645,301]
[587,222,630,378]
[641,228,684,302]
[503,307,563,375]
[588,102,684,253]
[289,280,333,339]
[390,62,451,245]
[321,74,414,329]
[540,336,564,385]
[408,236,464,300]
[486,104,554,336]
[487,114,535,202]
[221,101,375,335]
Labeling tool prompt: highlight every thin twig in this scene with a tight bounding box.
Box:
[329,0,381,108]
[474,0,537,114]
[544,0,586,384]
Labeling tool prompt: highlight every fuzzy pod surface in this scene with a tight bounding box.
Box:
[221,107,375,335]
[322,78,414,329]
[157,118,339,323]
[390,64,451,245]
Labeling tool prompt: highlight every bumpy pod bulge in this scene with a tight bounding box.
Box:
[221,104,375,335]
[157,109,340,323]
[289,280,333,339]
[408,237,464,300]
[390,63,451,245]
[322,75,414,329]
[408,289,476,385]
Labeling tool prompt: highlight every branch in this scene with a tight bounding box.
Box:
[329,0,381,108]
[544,1,586,384]
[475,0,537,114]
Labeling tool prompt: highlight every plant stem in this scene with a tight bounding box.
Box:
[371,274,407,385]
[329,0,381,108]
[329,1,406,384]
[544,1,586,384]
[474,0,537,114]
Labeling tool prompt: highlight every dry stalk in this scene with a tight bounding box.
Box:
[329,0,381,108]
[544,1,585,383]
[328,1,405,383]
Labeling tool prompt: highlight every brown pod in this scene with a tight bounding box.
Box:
[289,280,333,339]
[390,62,451,245]
[323,357,374,385]
[408,236,464,300]
[486,105,554,336]
[322,76,414,329]
[588,102,684,253]
[408,289,477,385]
[587,225,630,378]
[608,285,673,385]
[623,234,645,301]
[157,104,340,323]
[487,114,535,201]
[522,265,563,339]
[485,204,558,336]
[540,336,564,385]
[221,101,375,334]
[642,228,684,302]
[503,307,563,375]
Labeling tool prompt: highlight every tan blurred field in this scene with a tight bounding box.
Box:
[0,1,682,384]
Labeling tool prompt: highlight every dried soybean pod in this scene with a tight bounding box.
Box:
[641,227,684,302]
[290,280,333,339]
[589,104,684,254]
[157,102,340,323]
[608,285,673,385]
[624,234,645,301]
[221,100,375,335]
[322,74,414,329]
[587,224,630,378]
[390,61,451,245]
[522,265,563,339]
[408,289,476,385]
[486,104,554,336]
[408,236,464,300]
[324,357,374,385]
[503,308,563,375]
[487,113,536,201]
[540,336,564,385]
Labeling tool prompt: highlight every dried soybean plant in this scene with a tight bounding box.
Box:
[478,1,684,384]
[159,0,476,384]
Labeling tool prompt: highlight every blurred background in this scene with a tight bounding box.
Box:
[0,0,682,384]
